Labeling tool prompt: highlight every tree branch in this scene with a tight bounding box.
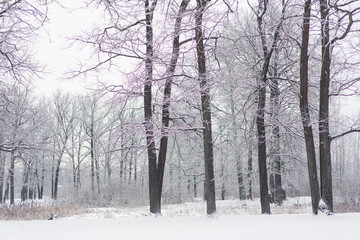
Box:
[331,129,360,141]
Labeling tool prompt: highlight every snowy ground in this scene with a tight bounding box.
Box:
[1,198,359,240]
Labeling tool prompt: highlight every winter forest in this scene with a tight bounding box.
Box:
[0,0,360,225]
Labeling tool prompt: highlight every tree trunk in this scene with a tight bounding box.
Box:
[231,96,246,200]
[193,175,197,198]
[220,148,226,200]
[269,48,285,206]
[10,151,15,205]
[255,0,285,214]
[247,143,253,200]
[299,0,320,215]
[319,0,333,213]
[256,82,270,214]
[144,0,160,214]
[157,0,190,207]
[53,145,66,200]
[195,0,216,215]
[90,121,95,193]
[0,153,5,204]
[247,118,255,200]
[39,152,45,199]
[3,174,9,203]
[21,161,29,202]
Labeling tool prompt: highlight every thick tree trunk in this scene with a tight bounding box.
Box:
[144,0,160,214]
[256,82,270,214]
[299,0,320,215]
[319,0,333,213]
[195,0,216,215]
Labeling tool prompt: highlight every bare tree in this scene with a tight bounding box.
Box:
[253,0,286,214]
[52,92,76,200]
[318,0,360,213]
[195,0,216,215]
[0,1,46,82]
[299,0,320,215]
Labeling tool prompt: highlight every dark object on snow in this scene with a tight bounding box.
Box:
[48,214,57,220]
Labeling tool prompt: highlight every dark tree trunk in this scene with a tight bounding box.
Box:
[0,153,5,204]
[128,148,133,183]
[256,83,270,214]
[53,159,61,200]
[134,146,137,182]
[144,0,160,214]
[21,162,29,202]
[120,124,125,180]
[39,152,45,199]
[255,0,284,214]
[247,144,253,200]
[300,0,320,215]
[220,155,226,200]
[319,0,333,213]
[143,0,189,214]
[53,145,66,200]
[10,151,15,205]
[193,175,197,198]
[51,145,55,199]
[195,0,216,215]
[90,122,95,193]
[157,0,190,207]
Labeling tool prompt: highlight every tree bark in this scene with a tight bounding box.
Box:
[319,0,333,213]
[195,0,216,215]
[53,145,66,200]
[299,0,320,215]
[90,121,95,193]
[0,153,5,203]
[144,0,160,214]
[10,151,15,205]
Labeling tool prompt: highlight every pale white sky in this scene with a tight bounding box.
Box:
[34,1,103,96]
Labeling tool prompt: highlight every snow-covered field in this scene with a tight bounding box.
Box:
[1,198,359,240]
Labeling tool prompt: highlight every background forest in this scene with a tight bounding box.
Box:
[0,0,359,216]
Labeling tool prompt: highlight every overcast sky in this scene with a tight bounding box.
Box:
[34,1,102,96]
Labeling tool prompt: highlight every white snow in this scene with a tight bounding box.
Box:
[1,198,359,240]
